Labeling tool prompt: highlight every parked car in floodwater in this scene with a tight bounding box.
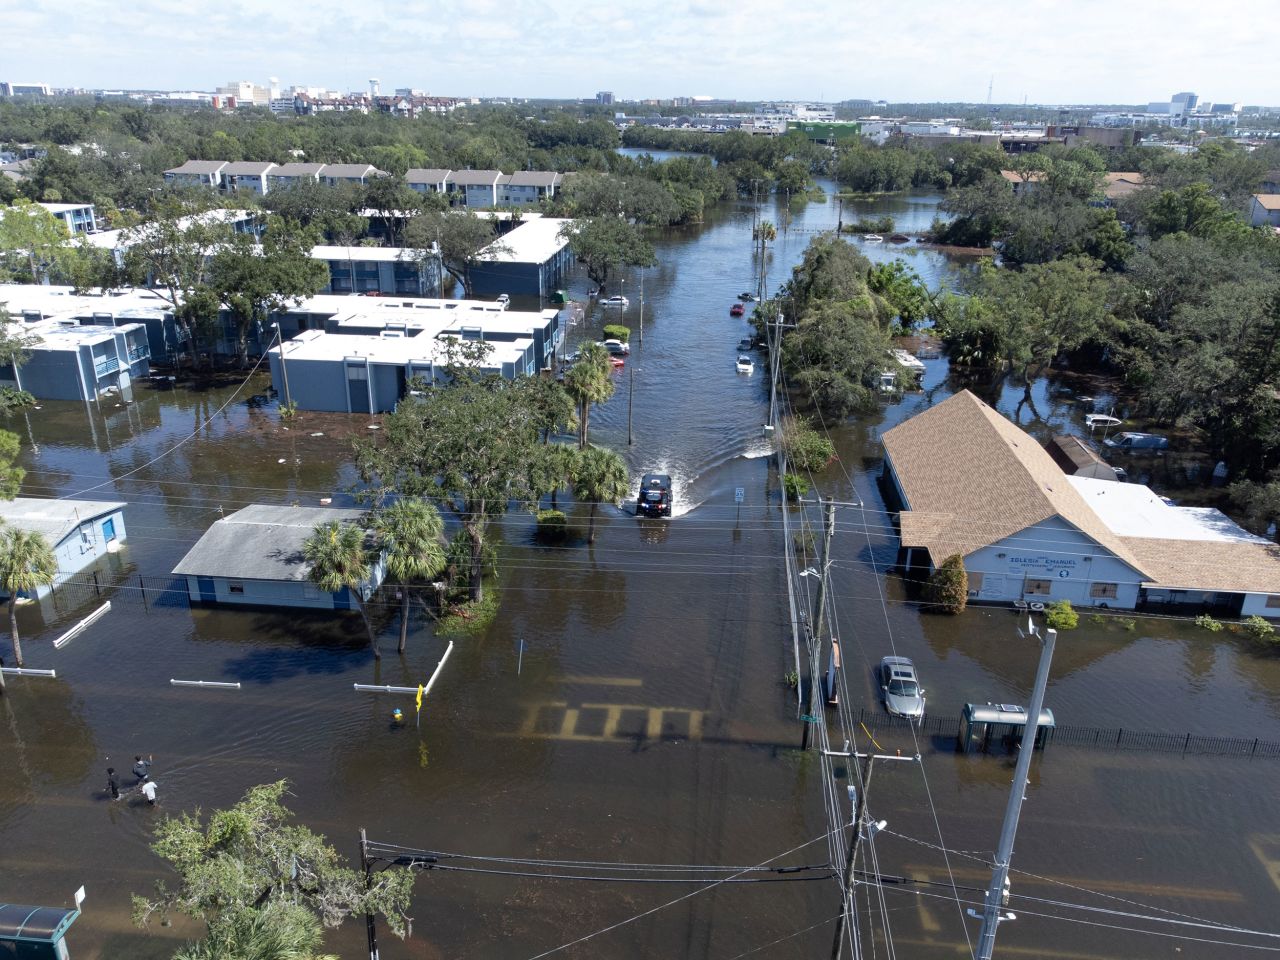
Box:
[1104,432,1170,451]
[878,656,926,719]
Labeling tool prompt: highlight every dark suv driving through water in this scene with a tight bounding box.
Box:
[636,474,672,518]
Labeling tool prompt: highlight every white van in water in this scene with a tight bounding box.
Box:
[1103,432,1169,451]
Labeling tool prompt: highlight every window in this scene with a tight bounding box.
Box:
[228,582,245,595]
[967,572,984,592]
[1266,595,1280,609]
[1024,578,1051,596]
[1090,582,1118,599]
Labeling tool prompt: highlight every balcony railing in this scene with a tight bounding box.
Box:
[94,356,120,377]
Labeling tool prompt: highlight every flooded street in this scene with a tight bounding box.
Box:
[3,183,1280,960]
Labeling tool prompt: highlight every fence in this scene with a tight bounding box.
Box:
[850,708,1280,760]
[46,572,192,613]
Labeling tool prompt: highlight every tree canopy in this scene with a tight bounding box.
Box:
[133,781,415,957]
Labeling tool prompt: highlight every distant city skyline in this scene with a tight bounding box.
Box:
[3,0,1276,107]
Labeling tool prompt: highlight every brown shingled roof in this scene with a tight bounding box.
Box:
[1125,537,1280,594]
[882,390,1147,573]
[1254,194,1280,211]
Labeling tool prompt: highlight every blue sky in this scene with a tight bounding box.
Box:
[4,0,1275,105]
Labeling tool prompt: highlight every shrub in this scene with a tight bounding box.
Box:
[437,591,500,638]
[1242,615,1276,644]
[278,400,299,421]
[782,420,836,473]
[535,509,568,542]
[1045,600,1078,630]
[602,324,630,342]
[784,670,799,690]
[924,554,968,613]
[783,473,810,502]
[1195,614,1224,632]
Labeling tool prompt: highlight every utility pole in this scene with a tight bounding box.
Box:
[767,311,782,430]
[802,497,836,750]
[627,360,634,446]
[638,268,644,347]
[360,828,379,960]
[972,623,1058,960]
[827,750,917,960]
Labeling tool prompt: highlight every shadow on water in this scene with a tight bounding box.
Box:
[188,608,374,684]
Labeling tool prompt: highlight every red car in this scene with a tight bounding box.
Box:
[730,303,746,317]
[609,356,625,368]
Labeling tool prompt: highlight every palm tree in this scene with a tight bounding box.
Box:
[302,521,380,660]
[371,498,446,655]
[563,342,615,449]
[0,527,57,670]
[571,445,630,544]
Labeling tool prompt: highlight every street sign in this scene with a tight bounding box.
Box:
[735,487,745,504]
[802,714,820,723]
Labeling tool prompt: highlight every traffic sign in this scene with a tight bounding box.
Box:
[735,487,745,503]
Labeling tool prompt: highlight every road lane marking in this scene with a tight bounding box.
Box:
[1248,834,1280,893]
[903,865,1244,903]
[561,676,643,687]
[511,701,704,743]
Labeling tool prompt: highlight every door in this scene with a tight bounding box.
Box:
[102,517,116,542]
[196,577,216,603]
[346,361,371,414]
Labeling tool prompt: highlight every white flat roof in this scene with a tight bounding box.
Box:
[480,217,571,264]
[82,209,257,251]
[329,307,550,338]
[287,292,509,316]
[274,328,531,367]
[26,320,146,350]
[1067,476,1267,544]
[308,245,429,262]
[0,283,171,318]
[38,202,94,214]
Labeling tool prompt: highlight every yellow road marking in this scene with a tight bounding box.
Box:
[518,700,566,736]
[909,871,942,932]
[558,708,580,739]
[904,865,1245,903]
[894,938,1138,959]
[511,702,703,743]
[1248,834,1280,893]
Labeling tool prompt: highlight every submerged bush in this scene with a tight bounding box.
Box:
[1045,599,1078,631]
[925,554,968,614]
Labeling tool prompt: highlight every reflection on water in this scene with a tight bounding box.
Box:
[1,182,1279,959]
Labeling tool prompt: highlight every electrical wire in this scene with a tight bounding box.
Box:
[514,834,830,960]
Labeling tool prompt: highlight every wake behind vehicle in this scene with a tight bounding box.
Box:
[878,656,925,719]
[636,474,672,518]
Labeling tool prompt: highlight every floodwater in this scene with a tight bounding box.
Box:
[2,184,1280,960]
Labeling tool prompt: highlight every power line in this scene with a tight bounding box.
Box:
[514,834,831,960]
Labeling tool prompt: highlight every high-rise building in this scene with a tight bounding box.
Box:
[216,80,270,107]
[369,78,381,98]
[596,91,614,105]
